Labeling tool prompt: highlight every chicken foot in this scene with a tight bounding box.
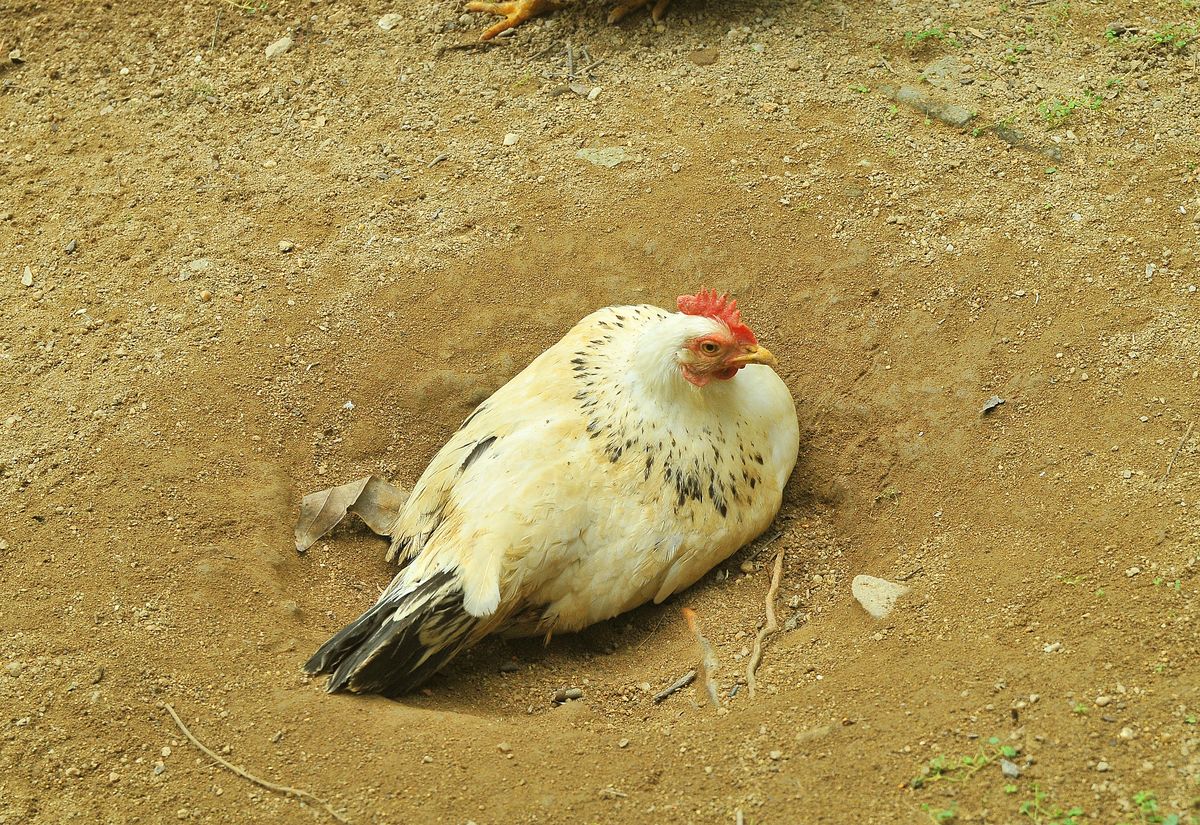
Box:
[608,0,673,24]
[465,0,564,40]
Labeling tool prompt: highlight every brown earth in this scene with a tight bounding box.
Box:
[2,0,1199,823]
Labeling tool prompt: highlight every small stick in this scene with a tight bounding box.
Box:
[745,544,785,699]
[211,9,222,51]
[565,43,575,78]
[435,40,509,55]
[652,670,696,703]
[426,153,448,168]
[682,608,720,707]
[735,809,745,825]
[164,703,349,824]
[1162,421,1194,481]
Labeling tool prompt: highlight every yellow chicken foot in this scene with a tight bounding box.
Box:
[608,0,673,24]
[465,0,564,40]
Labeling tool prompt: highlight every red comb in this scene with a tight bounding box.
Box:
[676,288,758,345]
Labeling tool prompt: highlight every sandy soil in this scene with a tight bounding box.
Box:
[2,0,1199,822]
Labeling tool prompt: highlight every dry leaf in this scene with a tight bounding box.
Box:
[294,475,409,554]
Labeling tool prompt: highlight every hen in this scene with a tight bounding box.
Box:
[464,0,672,40]
[305,290,799,696]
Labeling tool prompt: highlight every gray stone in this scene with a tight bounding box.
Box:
[265,37,293,59]
[922,56,968,91]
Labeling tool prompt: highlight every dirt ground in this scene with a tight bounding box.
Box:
[2,0,1199,822]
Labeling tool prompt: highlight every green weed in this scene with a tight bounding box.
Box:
[1020,784,1084,824]
[1038,93,1102,128]
[904,27,959,51]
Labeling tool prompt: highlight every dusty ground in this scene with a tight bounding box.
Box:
[2,0,1199,822]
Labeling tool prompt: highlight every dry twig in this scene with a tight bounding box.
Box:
[1162,422,1194,482]
[652,670,696,703]
[164,703,349,824]
[745,543,785,699]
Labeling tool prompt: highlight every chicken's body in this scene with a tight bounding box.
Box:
[305,294,799,696]
[465,0,672,41]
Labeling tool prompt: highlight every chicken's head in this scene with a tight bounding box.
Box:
[674,289,777,387]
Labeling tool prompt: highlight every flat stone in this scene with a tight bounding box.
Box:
[265,36,293,59]
[922,56,969,91]
[881,84,975,129]
[851,575,911,619]
[575,147,629,168]
[689,47,719,66]
[378,13,403,30]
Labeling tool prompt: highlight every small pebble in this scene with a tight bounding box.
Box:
[499,661,519,673]
[618,738,630,748]
[503,133,520,146]
[421,755,433,763]
[1043,641,1063,653]
[5,661,22,676]
[278,240,295,253]
[264,36,293,59]
[564,687,583,700]
[21,266,33,287]
[176,809,189,820]
[497,742,512,753]
[162,746,172,757]
[378,13,403,30]
[199,290,212,302]
[1096,760,1111,772]
[1119,727,1135,740]
[552,688,567,703]
[1001,759,1021,778]
[785,58,802,71]
[8,48,22,64]
[108,771,120,783]
[65,239,77,254]
[740,561,755,574]
[1095,695,1112,707]
[769,750,783,760]
[153,761,165,775]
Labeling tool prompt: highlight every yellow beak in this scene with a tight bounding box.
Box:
[729,345,778,367]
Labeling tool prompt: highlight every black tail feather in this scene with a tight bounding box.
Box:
[303,569,479,696]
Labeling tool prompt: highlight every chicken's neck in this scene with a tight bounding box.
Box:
[568,307,764,517]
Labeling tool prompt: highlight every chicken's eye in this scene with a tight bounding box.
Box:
[699,341,721,355]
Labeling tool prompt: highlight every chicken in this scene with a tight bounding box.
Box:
[464,0,673,41]
[304,290,799,696]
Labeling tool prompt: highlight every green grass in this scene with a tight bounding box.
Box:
[922,803,958,823]
[910,737,1019,789]
[904,26,959,51]
[1118,790,1200,825]
[1037,93,1102,128]
[1147,22,1199,51]
[909,738,1085,824]
[1020,785,1084,824]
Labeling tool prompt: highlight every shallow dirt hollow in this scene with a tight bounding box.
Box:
[2,0,1199,823]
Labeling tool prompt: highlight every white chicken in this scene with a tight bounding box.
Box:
[304,289,799,696]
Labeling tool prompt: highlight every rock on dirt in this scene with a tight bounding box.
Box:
[851,575,910,619]
[264,37,293,59]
